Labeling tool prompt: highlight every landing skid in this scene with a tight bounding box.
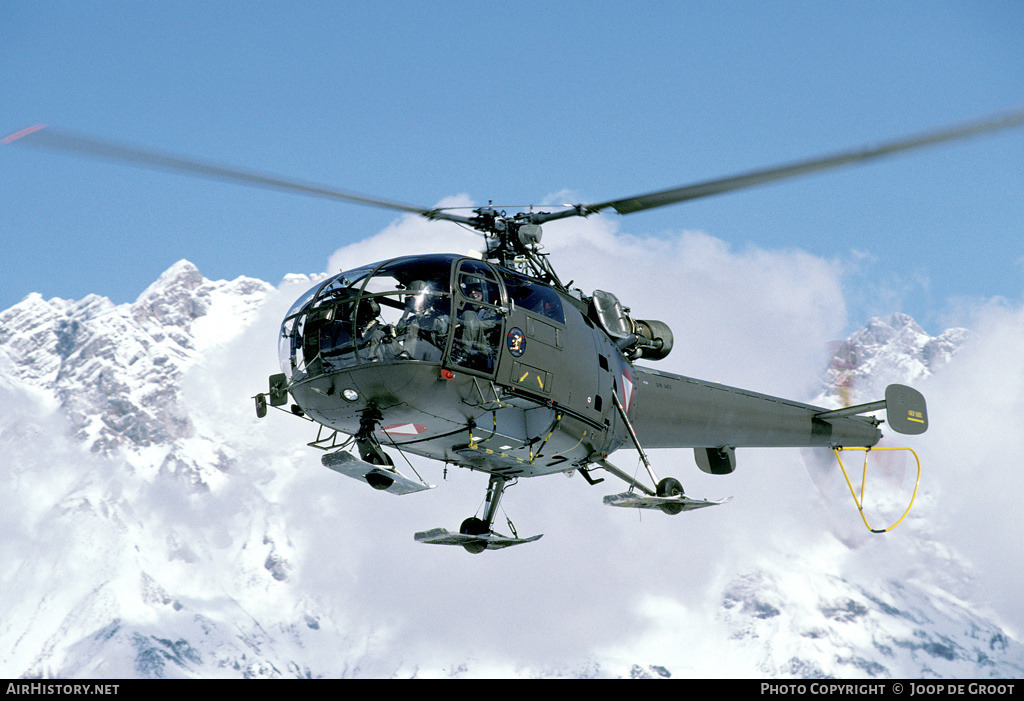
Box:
[598,392,732,515]
[415,474,541,553]
[604,492,733,513]
[321,451,434,495]
[414,528,543,550]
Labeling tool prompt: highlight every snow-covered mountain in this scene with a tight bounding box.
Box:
[1,261,1022,678]
[820,313,973,407]
[1,260,270,458]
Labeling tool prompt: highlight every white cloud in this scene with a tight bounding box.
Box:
[540,215,849,396]
[325,195,482,276]
[916,300,1024,636]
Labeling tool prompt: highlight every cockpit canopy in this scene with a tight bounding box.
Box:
[278,254,566,382]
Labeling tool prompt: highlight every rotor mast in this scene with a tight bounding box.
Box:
[433,202,571,290]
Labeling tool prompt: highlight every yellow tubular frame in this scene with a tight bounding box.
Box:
[832,446,921,533]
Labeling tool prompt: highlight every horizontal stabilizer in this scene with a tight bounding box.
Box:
[813,383,928,436]
[322,451,434,495]
[883,384,928,435]
[414,528,542,549]
[603,492,732,512]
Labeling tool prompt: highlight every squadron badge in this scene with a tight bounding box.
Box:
[506,327,526,357]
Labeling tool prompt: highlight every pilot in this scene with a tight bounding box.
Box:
[355,297,399,362]
[318,304,354,369]
[453,278,501,371]
[396,280,449,361]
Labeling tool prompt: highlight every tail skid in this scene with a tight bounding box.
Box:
[815,384,926,532]
[832,446,922,533]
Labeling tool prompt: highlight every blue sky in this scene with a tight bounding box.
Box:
[2,0,1023,334]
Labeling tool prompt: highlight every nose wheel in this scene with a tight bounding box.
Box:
[459,516,490,554]
[457,475,508,554]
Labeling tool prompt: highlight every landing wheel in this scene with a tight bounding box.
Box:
[460,517,489,554]
[361,450,395,490]
[364,471,395,491]
[656,477,685,515]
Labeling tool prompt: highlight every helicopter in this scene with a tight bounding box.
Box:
[6,109,1024,553]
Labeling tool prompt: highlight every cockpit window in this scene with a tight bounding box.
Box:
[502,271,565,324]
[394,279,450,362]
[284,279,327,321]
[278,255,456,380]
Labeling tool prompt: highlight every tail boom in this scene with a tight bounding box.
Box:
[629,367,897,451]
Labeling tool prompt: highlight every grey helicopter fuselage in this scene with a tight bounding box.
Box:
[277,253,882,480]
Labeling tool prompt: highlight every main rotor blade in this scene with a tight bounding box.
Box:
[3,125,435,216]
[584,108,1024,216]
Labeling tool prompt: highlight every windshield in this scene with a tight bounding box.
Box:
[278,255,457,380]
